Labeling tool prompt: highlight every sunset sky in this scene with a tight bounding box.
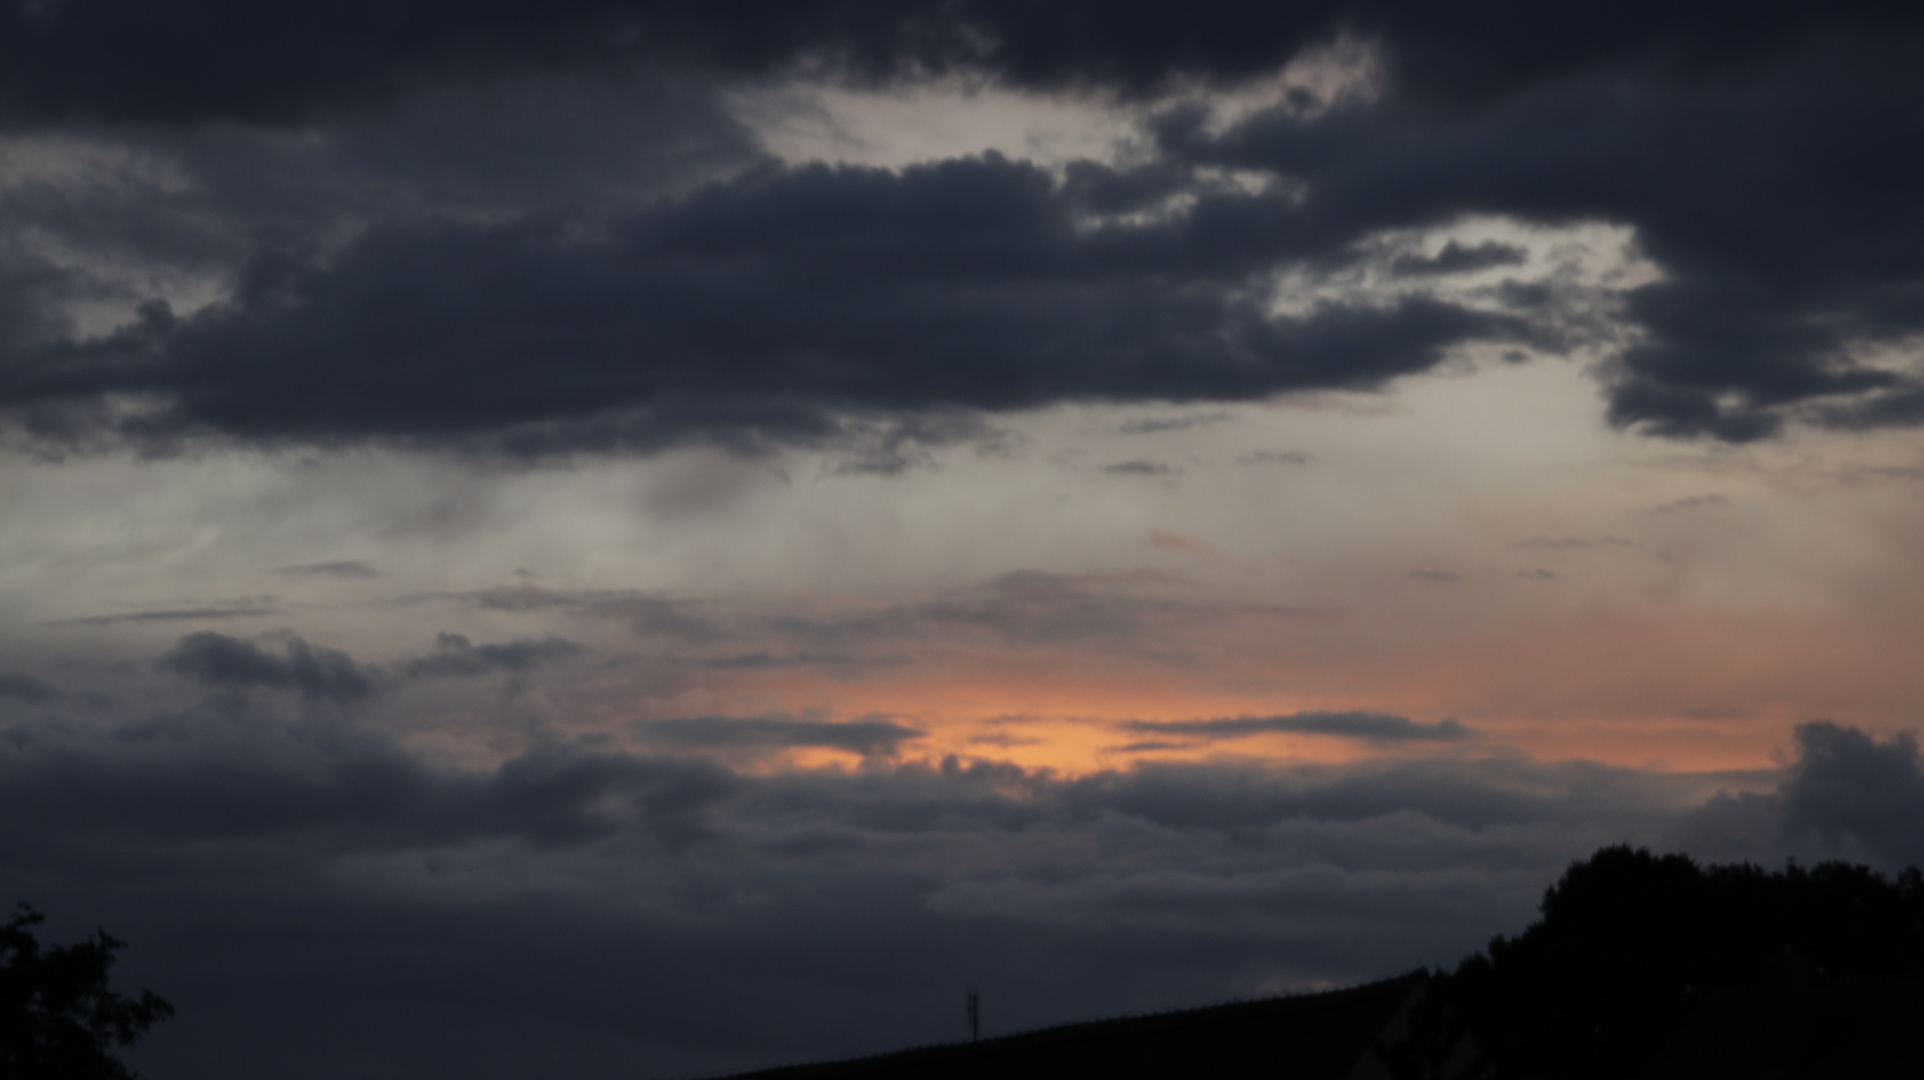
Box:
[4,3,1924,1078]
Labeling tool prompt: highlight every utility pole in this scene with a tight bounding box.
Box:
[966,987,980,1042]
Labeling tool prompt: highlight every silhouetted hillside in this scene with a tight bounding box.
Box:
[712,971,1442,1080]
[1435,846,1924,1078]
[692,847,1924,1080]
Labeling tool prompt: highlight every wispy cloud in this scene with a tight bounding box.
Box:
[402,632,586,678]
[278,560,380,579]
[1654,494,1730,514]
[45,600,281,627]
[1120,711,1475,746]
[1513,536,1636,550]
[1117,412,1233,435]
[630,715,927,757]
[1101,459,1181,476]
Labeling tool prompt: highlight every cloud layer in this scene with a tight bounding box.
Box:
[5,9,1924,1080]
[4,642,1915,1080]
[2,4,1921,454]
[4,1,1919,124]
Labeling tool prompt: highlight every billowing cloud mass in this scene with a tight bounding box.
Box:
[3,2,1922,453]
[159,631,384,705]
[1672,722,1924,870]
[4,4,1924,1080]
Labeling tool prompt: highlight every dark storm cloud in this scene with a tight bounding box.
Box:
[159,631,383,705]
[401,631,586,678]
[5,7,1924,456]
[630,715,926,756]
[2,153,1531,456]
[1171,38,1924,441]
[3,0,1919,127]
[1122,711,1473,746]
[0,74,756,327]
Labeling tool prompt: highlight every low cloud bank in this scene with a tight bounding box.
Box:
[6,696,1914,1079]
[5,636,1920,1079]
[1670,721,1924,870]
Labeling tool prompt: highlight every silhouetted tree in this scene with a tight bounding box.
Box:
[1430,846,1924,1079]
[0,903,175,1080]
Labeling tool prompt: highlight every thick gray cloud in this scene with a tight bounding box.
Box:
[2,706,736,851]
[156,629,589,704]
[1668,722,1924,871]
[5,153,1530,456]
[1169,43,1924,440]
[1778,722,1924,865]
[159,631,383,705]
[1122,711,1473,746]
[4,8,1921,453]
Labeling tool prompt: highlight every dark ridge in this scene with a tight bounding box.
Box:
[701,970,1430,1080]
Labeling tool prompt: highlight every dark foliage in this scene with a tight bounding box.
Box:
[0,903,175,1080]
[1435,846,1924,1079]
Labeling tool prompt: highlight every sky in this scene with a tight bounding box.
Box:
[4,3,1924,1078]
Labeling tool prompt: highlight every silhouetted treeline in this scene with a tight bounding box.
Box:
[1423,846,1924,1079]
